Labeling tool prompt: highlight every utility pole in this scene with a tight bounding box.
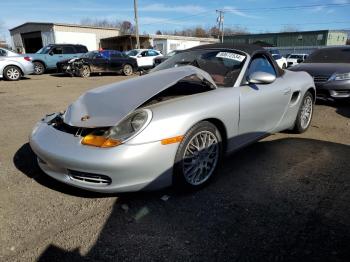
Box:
[134,0,140,49]
[216,10,224,43]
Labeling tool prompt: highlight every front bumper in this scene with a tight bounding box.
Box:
[315,80,350,99]
[29,122,178,193]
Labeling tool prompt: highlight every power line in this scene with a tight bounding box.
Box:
[223,3,350,12]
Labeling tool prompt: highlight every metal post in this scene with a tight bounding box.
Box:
[216,10,224,43]
[134,0,140,49]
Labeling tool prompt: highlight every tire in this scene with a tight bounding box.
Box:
[122,64,133,76]
[79,65,90,78]
[3,65,21,81]
[173,121,223,191]
[33,61,45,75]
[282,63,287,69]
[293,91,314,133]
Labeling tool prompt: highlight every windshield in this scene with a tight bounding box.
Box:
[304,48,350,63]
[80,51,98,58]
[126,50,139,56]
[151,49,247,87]
[36,46,52,54]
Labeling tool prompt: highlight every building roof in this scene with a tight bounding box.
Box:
[188,43,265,55]
[150,34,219,42]
[9,22,119,31]
[225,30,347,38]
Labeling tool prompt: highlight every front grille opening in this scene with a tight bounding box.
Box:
[48,115,109,137]
[68,170,112,185]
[313,75,330,83]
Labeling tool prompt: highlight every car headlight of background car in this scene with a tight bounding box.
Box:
[82,109,152,148]
[329,72,350,81]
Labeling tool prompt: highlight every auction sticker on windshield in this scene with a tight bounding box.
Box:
[216,52,246,62]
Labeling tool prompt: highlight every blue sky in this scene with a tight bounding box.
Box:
[1,0,350,42]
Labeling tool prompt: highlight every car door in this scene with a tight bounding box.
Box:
[62,46,78,60]
[108,52,124,72]
[90,52,108,72]
[145,50,160,66]
[46,46,64,68]
[238,54,291,140]
[136,51,148,67]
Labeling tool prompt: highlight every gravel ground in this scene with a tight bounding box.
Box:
[0,74,349,262]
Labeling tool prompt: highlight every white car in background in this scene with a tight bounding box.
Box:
[271,53,287,69]
[287,54,308,67]
[126,49,163,69]
[0,48,34,81]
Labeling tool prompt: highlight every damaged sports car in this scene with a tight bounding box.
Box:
[56,50,137,77]
[30,44,315,193]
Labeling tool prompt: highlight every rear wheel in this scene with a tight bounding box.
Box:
[79,65,91,78]
[33,61,45,75]
[293,91,314,133]
[122,64,133,76]
[4,66,21,81]
[173,121,222,190]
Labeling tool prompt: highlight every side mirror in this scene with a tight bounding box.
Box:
[136,54,142,58]
[297,58,303,63]
[247,71,276,84]
[48,51,54,56]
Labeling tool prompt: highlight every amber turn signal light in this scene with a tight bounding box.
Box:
[82,135,121,148]
[161,135,184,145]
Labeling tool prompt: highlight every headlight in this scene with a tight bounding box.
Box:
[82,109,152,148]
[329,72,350,81]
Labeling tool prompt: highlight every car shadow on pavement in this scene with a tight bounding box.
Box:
[13,138,350,262]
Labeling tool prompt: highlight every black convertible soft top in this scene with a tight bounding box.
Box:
[189,43,283,76]
[189,43,265,56]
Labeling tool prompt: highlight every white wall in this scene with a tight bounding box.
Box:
[54,31,97,50]
[153,39,216,54]
[167,39,202,53]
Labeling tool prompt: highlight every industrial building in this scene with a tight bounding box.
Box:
[9,22,120,53]
[101,34,219,54]
[224,30,348,47]
[151,35,219,54]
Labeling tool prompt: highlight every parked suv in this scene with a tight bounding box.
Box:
[27,44,88,74]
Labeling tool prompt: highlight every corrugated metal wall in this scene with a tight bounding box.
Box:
[224,30,347,47]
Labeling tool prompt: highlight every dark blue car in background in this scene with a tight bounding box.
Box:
[56,50,138,77]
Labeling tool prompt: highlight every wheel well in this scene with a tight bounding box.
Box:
[4,65,23,75]
[202,118,228,151]
[33,60,46,68]
[307,87,316,102]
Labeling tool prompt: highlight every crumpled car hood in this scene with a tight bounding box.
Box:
[63,65,216,127]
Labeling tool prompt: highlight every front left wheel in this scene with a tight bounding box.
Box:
[4,66,21,81]
[173,121,223,190]
[293,91,314,133]
[79,65,91,78]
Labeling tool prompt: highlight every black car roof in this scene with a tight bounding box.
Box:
[188,43,265,56]
[47,44,85,47]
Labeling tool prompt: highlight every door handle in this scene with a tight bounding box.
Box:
[283,88,291,95]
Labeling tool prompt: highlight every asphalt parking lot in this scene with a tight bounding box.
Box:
[0,74,350,261]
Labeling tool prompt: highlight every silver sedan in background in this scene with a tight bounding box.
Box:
[30,44,315,193]
[0,48,34,81]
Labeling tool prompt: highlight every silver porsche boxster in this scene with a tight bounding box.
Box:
[29,44,315,193]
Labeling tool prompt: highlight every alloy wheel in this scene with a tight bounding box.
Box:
[6,67,20,80]
[182,131,219,186]
[300,96,313,129]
